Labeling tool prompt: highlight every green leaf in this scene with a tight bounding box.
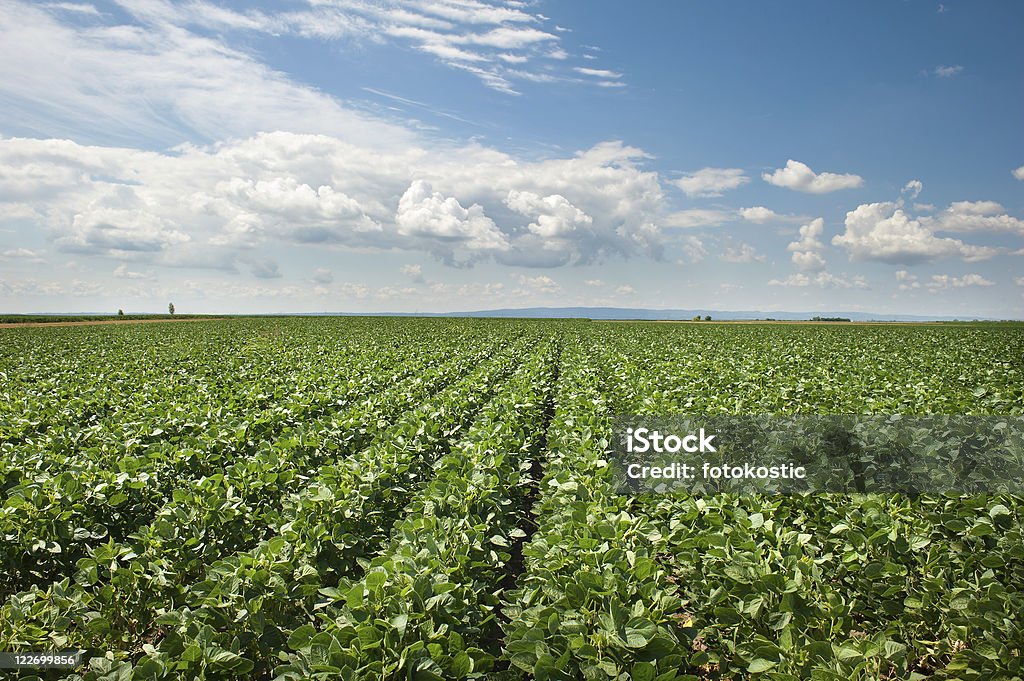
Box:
[747,658,776,673]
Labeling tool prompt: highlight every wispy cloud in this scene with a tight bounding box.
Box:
[573,67,622,79]
[42,2,100,15]
[93,0,619,95]
[933,64,964,77]
[673,167,749,197]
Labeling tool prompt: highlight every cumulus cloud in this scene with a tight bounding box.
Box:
[895,270,921,290]
[0,133,666,269]
[400,264,425,283]
[678,235,707,263]
[790,251,826,272]
[926,273,994,291]
[902,180,923,199]
[1016,276,1024,286]
[787,217,827,272]
[1014,166,1024,181]
[720,242,765,263]
[514,274,560,294]
[832,202,999,264]
[923,200,1024,235]
[768,272,869,289]
[210,177,381,241]
[505,190,593,238]
[396,180,509,253]
[763,160,863,194]
[738,206,782,223]
[673,167,748,198]
[59,207,191,254]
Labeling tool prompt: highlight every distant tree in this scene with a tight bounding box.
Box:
[118,309,124,316]
[168,302,175,315]
[703,315,712,321]
[692,315,701,321]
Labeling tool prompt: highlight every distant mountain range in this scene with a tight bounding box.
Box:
[323,307,1001,322]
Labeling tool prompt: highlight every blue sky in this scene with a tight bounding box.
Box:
[0,0,1022,316]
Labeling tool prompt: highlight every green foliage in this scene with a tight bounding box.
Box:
[0,318,1021,680]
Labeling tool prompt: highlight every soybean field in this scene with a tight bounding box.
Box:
[1,317,1023,680]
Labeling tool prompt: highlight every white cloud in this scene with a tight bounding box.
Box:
[615,284,636,295]
[515,274,560,294]
[399,264,424,283]
[0,247,46,262]
[573,67,622,79]
[787,218,826,252]
[1,0,614,154]
[895,270,921,290]
[1015,276,1024,286]
[674,167,748,197]
[209,176,381,240]
[739,206,781,223]
[59,206,191,254]
[926,273,994,291]
[42,2,99,15]
[678,235,707,263]
[1014,166,1024,181]
[762,160,863,194]
[923,200,1024,235]
[832,202,999,264]
[0,1,417,148]
[902,179,923,199]
[720,242,765,264]
[791,251,826,272]
[0,133,665,269]
[583,279,604,287]
[768,272,868,289]
[396,180,509,252]
[665,205,798,229]
[505,190,593,238]
[934,65,964,77]
[787,217,827,271]
[663,209,733,228]
[113,263,153,280]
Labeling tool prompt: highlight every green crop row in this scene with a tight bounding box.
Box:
[0,317,1020,681]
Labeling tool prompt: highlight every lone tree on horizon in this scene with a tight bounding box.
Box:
[168,302,175,315]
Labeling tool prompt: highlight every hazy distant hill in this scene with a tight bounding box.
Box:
[326,307,998,322]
